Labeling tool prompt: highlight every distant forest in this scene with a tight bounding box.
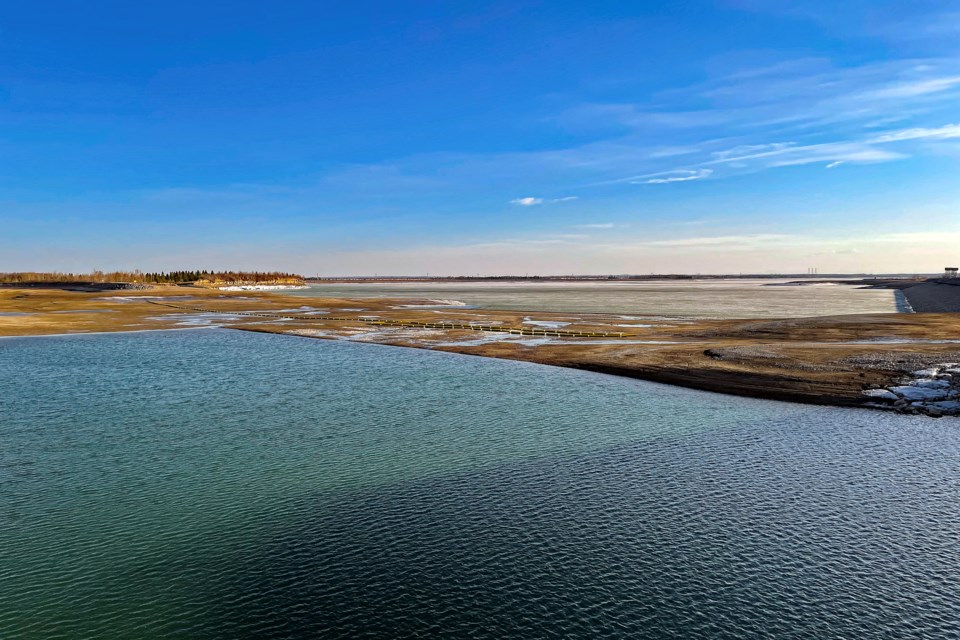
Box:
[0,270,305,285]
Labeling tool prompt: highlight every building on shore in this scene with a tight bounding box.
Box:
[945,267,958,279]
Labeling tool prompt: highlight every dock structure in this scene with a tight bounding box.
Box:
[145,300,635,339]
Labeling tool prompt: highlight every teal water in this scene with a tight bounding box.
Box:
[2,329,959,638]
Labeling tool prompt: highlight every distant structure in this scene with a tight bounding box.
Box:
[945,267,958,279]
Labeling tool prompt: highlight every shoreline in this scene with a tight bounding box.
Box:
[234,325,871,409]
[2,285,959,416]
[0,326,219,340]
[0,322,898,412]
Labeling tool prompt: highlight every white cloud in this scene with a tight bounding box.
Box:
[825,161,843,168]
[576,222,616,228]
[510,197,543,206]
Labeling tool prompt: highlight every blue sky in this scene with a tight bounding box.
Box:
[2,0,959,274]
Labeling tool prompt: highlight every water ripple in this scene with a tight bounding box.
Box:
[1,330,958,638]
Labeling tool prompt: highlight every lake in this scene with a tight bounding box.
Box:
[1,329,957,638]
[289,279,901,318]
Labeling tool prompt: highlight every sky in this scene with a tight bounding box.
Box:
[2,0,959,275]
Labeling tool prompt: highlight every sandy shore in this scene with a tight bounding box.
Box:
[2,285,960,416]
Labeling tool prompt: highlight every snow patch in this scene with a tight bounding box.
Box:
[862,389,900,401]
[391,299,472,309]
[888,386,950,401]
[217,285,308,291]
[522,317,570,329]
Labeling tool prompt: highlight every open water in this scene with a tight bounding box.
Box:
[290,280,900,318]
[1,329,958,638]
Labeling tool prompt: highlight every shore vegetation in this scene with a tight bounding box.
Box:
[0,270,305,286]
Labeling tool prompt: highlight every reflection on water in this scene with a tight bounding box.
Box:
[290,280,898,318]
[2,330,957,638]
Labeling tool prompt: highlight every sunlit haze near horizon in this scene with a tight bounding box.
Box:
[3,1,959,275]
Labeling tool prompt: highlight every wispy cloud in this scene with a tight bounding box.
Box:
[633,169,713,184]
[711,143,794,161]
[604,120,960,186]
[307,56,960,207]
[474,237,580,247]
[867,123,960,143]
[98,55,960,223]
[647,145,703,158]
[565,59,960,138]
[646,234,795,248]
[713,141,905,169]
[708,122,960,169]
[509,195,578,206]
[867,75,960,98]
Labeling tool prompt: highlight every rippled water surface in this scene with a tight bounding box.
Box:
[290,279,899,318]
[2,329,958,639]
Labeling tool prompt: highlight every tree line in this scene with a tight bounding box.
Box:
[0,270,305,284]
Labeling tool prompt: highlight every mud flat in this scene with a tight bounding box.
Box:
[2,286,960,416]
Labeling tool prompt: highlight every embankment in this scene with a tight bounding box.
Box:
[901,281,960,313]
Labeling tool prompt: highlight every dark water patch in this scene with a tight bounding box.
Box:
[196,416,960,639]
